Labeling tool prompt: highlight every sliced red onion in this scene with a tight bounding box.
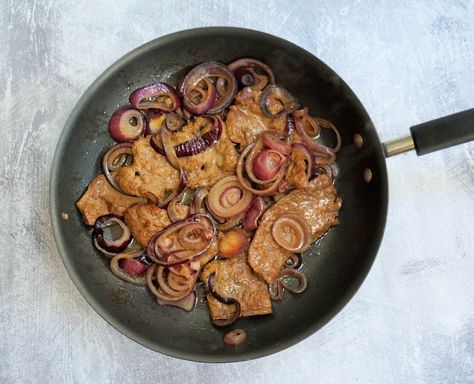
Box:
[182,77,217,114]
[315,117,342,153]
[144,110,165,136]
[146,265,196,302]
[156,291,197,311]
[192,188,209,214]
[243,197,266,231]
[102,143,133,193]
[181,62,237,115]
[158,170,188,209]
[165,112,184,131]
[272,214,311,253]
[293,109,336,164]
[130,83,181,111]
[108,108,145,142]
[147,213,216,266]
[286,254,303,269]
[93,214,132,256]
[223,329,247,345]
[279,268,308,293]
[237,144,286,196]
[216,214,242,231]
[207,272,241,327]
[119,258,149,276]
[262,132,291,155]
[151,116,222,157]
[269,278,284,301]
[260,84,299,117]
[207,176,253,218]
[228,58,275,90]
[291,143,315,182]
[110,253,147,285]
[252,149,287,181]
[160,124,180,170]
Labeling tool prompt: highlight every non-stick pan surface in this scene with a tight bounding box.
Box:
[50,27,388,362]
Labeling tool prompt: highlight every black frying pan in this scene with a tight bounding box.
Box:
[50,27,474,362]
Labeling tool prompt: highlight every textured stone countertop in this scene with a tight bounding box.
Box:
[1,1,473,383]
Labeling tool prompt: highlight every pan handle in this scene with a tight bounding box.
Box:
[383,108,474,157]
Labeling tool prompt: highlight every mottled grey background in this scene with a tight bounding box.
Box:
[1,1,473,383]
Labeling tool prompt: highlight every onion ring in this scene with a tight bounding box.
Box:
[207,176,253,218]
[110,253,148,286]
[272,214,311,253]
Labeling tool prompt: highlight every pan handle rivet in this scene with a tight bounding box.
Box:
[363,168,372,183]
[354,133,363,148]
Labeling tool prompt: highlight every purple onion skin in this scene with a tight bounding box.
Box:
[207,272,241,326]
[108,108,145,142]
[151,117,222,157]
[129,83,181,112]
[234,68,255,89]
[243,197,266,232]
[93,215,132,253]
[207,272,238,305]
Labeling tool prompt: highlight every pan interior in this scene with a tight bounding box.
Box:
[50,27,388,362]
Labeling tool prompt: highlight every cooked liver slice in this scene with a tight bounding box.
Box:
[76,174,146,226]
[226,87,286,148]
[201,254,272,321]
[116,137,181,204]
[116,117,239,202]
[124,202,218,263]
[248,175,342,284]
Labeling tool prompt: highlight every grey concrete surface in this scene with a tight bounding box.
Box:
[1,1,473,383]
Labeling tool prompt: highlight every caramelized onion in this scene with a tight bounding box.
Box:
[279,268,308,293]
[218,230,246,258]
[182,77,217,114]
[192,188,209,214]
[167,194,187,223]
[260,84,299,117]
[293,109,336,164]
[158,170,188,209]
[144,110,166,136]
[207,272,241,327]
[147,213,215,266]
[93,214,132,257]
[207,176,253,218]
[160,124,180,170]
[151,116,222,157]
[286,253,303,269]
[129,83,180,111]
[156,291,197,311]
[237,144,286,196]
[228,58,275,90]
[252,149,287,181]
[262,132,291,155]
[216,214,242,231]
[291,143,314,181]
[110,253,147,286]
[223,329,247,345]
[102,143,133,193]
[243,197,266,231]
[181,62,237,114]
[315,117,342,153]
[272,214,311,252]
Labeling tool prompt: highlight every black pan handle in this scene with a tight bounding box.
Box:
[383,108,474,157]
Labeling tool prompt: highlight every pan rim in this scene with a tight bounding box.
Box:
[49,26,388,362]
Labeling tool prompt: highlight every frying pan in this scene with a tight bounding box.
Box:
[50,27,474,362]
